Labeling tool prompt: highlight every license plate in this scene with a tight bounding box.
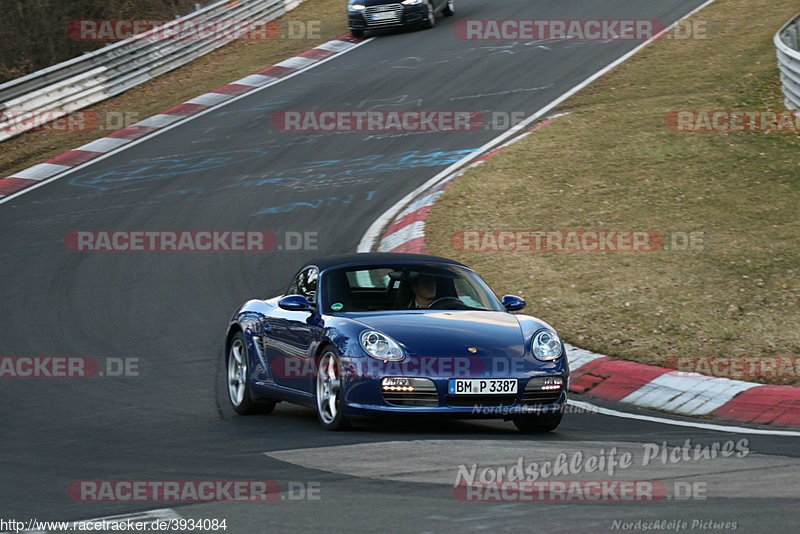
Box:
[448,379,518,395]
[371,12,395,21]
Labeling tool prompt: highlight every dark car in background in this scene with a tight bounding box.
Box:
[347,0,454,37]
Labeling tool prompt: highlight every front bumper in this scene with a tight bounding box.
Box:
[348,3,427,32]
[342,373,569,418]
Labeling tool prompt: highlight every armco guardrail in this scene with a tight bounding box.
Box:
[775,12,800,110]
[0,0,303,143]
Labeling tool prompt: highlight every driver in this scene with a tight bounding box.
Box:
[409,274,437,308]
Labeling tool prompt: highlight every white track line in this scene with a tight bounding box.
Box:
[568,400,800,437]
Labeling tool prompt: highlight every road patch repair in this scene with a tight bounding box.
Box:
[264,438,800,501]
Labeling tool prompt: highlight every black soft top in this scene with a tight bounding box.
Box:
[305,252,467,272]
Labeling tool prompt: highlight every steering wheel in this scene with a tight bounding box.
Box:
[428,296,468,309]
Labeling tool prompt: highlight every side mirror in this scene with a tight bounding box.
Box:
[278,295,314,312]
[501,295,526,312]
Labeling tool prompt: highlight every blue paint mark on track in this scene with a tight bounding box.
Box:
[68,148,477,202]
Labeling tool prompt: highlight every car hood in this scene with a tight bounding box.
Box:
[351,310,526,359]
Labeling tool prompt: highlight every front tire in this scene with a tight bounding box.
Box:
[422,1,436,29]
[513,413,562,433]
[315,348,350,430]
[443,0,454,16]
[227,332,276,415]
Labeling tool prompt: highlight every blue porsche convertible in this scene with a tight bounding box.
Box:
[225,253,569,432]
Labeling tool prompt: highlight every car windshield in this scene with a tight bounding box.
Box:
[320,263,505,313]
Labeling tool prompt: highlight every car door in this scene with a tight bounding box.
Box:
[265,267,321,392]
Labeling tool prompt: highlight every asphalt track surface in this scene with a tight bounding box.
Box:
[2,1,798,532]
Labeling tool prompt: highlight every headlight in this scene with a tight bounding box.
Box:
[360,330,405,361]
[349,3,366,10]
[401,0,422,4]
[531,330,562,361]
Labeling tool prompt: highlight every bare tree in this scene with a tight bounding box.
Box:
[0,0,210,83]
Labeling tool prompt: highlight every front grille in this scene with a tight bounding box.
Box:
[447,394,517,407]
[382,377,438,407]
[521,377,564,406]
[364,4,403,27]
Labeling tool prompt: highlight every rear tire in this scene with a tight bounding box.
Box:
[227,332,276,415]
[351,29,364,38]
[513,413,562,433]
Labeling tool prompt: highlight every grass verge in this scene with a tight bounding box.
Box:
[425,0,800,385]
[0,0,346,178]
